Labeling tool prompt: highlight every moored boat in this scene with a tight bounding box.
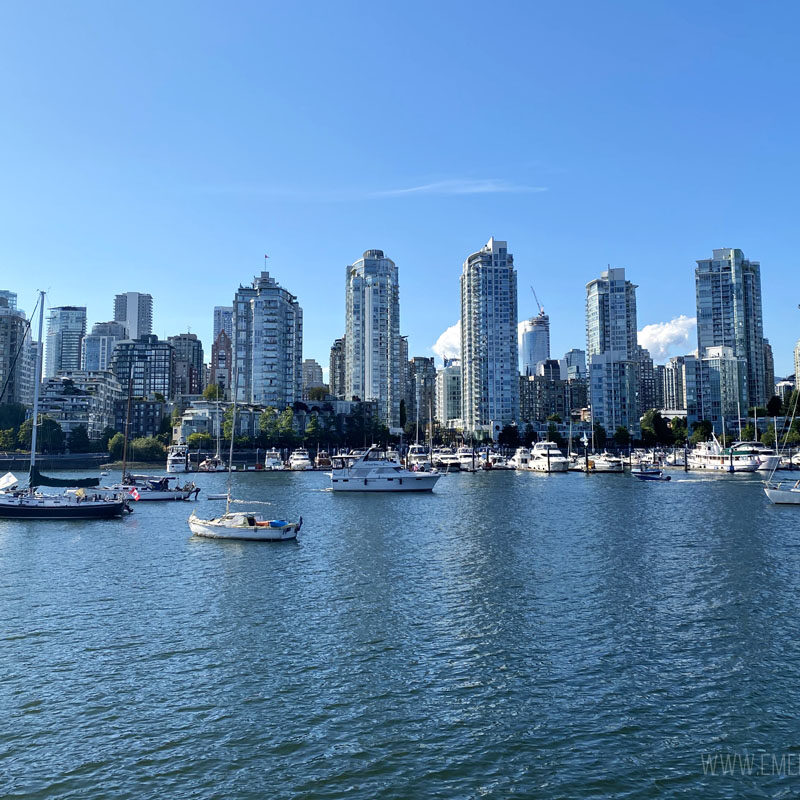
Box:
[166,443,190,473]
[764,480,800,505]
[189,510,301,540]
[331,447,440,492]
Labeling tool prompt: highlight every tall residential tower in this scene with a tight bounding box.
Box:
[460,237,519,436]
[345,250,401,428]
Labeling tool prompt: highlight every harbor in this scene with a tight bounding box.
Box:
[3,467,800,798]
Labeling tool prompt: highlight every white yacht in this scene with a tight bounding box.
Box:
[587,453,625,473]
[330,447,440,492]
[455,445,479,472]
[432,447,461,471]
[487,453,513,470]
[406,444,432,471]
[166,443,190,473]
[529,441,570,473]
[509,447,532,470]
[198,454,225,472]
[288,448,313,471]
[687,438,759,472]
[263,448,285,470]
[730,441,782,472]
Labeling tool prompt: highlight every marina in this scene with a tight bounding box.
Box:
[3,466,799,797]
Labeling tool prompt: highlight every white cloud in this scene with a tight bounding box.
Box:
[373,179,547,197]
[637,315,697,361]
[432,321,461,363]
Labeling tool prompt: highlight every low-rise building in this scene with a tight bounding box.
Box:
[39,371,122,441]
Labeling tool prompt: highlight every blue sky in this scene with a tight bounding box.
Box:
[1,1,798,374]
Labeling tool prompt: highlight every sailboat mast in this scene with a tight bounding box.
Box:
[226,369,237,514]
[29,291,45,474]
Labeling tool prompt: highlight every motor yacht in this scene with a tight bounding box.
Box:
[166,443,190,473]
[509,447,532,470]
[330,447,440,492]
[687,438,759,472]
[432,447,461,471]
[455,445,479,472]
[587,453,625,473]
[529,441,570,473]
[288,448,313,471]
[406,444,432,471]
[730,441,782,472]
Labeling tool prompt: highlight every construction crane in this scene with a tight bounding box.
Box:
[530,286,544,316]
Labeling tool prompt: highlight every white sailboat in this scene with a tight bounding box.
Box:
[764,391,800,505]
[188,373,302,540]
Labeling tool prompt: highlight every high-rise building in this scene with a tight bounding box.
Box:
[210,330,232,398]
[233,271,303,407]
[763,339,775,401]
[213,306,234,341]
[406,356,436,428]
[45,306,86,378]
[635,345,657,412]
[520,311,550,375]
[460,237,519,436]
[435,358,461,426]
[0,290,17,310]
[0,296,34,406]
[114,292,153,340]
[399,335,409,418]
[795,340,800,383]
[695,248,765,408]
[329,336,346,400]
[302,358,325,390]
[559,348,587,381]
[586,267,640,437]
[168,333,205,397]
[696,346,746,433]
[110,335,175,399]
[345,250,401,428]
[81,321,127,372]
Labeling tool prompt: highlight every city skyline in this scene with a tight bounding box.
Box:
[1,4,798,375]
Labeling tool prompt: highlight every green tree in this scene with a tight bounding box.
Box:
[782,390,799,416]
[767,396,783,417]
[129,437,167,461]
[593,423,606,448]
[522,423,536,447]
[613,426,631,448]
[276,407,297,448]
[641,409,673,446]
[0,428,16,449]
[0,402,26,431]
[108,432,125,460]
[498,424,519,448]
[98,427,117,452]
[187,432,213,449]
[689,420,713,446]
[307,386,327,401]
[222,406,234,441]
[305,414,322,446]
[741,423,756,441]
[203,383,223,400]
[546,413,562,423]
[670,416,688,446]
[67,424,92,453]
[17,415,65,453]
[258,407,278,445]
[547,422,564,448]
[760,426,776,447]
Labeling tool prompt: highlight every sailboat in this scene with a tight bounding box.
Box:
[188,371,302,541]
[764,391,800,505]
[0,291,130,520]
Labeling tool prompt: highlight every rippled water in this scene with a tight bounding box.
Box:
[3,468,800,798]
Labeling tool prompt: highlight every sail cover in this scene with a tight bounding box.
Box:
[29,465,100,488]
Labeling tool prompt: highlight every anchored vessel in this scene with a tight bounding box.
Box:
[330,447,440,492]
[166,444,190,473]
[188,510,301,540]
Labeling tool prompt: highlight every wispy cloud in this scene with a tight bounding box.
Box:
[432,320,461,363]
[373,179,547,197]
[638,315,697,361]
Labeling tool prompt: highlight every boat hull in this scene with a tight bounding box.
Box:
[331,474,440,492]
[529,460,569,473]
[0,497,128,519]
[764,486,800,505]
[189,518,299,541]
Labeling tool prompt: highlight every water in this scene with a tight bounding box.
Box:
[3,469,800,798]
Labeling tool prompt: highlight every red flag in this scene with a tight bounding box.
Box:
[129,487,140,501]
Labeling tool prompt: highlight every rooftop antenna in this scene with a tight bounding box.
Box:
[530,285,544,316]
